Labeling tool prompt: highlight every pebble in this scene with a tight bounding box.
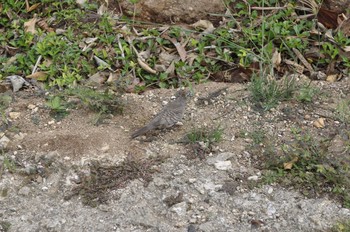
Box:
[170,202,187,216]
[27,104,36,110]
[18,186,31,196]
[9,112,21,119]
[0,135,10,149]
[247,175,259,181]
[214,161,232,170]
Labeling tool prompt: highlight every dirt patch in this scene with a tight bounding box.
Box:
[1,80,350,231]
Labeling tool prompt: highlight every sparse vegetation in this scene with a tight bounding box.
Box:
[186,125,223,145]
[332,220,350,232]
[296,82,320,103]
[336,100,350,124]
[184,125,223,159]
[260,129,350,208]
[249,75,295,110]
[46,96,69,120]
[45,87,124,124]
[0,221,11,232]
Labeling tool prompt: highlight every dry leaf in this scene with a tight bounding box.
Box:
[313,118,325,128]
[24,17,37,34]
[272,50,281,67]
[191,20,215,34]
[162,35,187,62]
[283,157,298,170]
[326,74,338,82]
[37,20,54,32]
[317,6,339,29]
[26,72,48,81]
[137,58,157,74]
[26,3,40,12]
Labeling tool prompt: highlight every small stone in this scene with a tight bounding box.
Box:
[267,203,276,217]
[27,104,36,110]
[18,186,31,196]
[267,186,273,194]
[25,165,37,175]
[173,169,184,176]
[203,182,222,191]
[188,178,197,183]
[170,202,187,216]
[13,132,26,141]
[214,160,232,170]
[100,144,110,153]
[0,136,10,149]
[9,112,21,119]
[48,120,55,125]
[247,175,259,181]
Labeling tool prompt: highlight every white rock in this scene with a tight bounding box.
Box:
[9,112,21,119]
[214,160,232,170]
[247,175,259,181]
[27,104,36,110]
[170,202,187,216]
[0,135,10,149]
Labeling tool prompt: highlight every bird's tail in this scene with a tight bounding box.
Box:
[131,125,151,138]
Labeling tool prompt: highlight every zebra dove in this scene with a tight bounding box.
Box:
[131,90,189,138]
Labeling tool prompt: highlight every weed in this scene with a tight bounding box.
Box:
[296,82,320,103]
[0,221,11,232]
[46,96,68,120]
[249,75,295,110]
[186,126,223,145]
[49,87,124,124]
[2,156,17,173]
[184,125,223,159]
[261,129,350,207]
[332,220,350,232]
[336,100,350,124]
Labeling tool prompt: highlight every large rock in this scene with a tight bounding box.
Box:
[118,0,226,24]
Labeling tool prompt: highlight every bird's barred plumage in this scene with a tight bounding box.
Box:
[131,90,188,138]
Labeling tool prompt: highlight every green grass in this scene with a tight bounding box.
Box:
[249,75,295,110]
[296,82,320,103]
[45,87,124,124]
[186,126,223,145]
[332,220,350,232]
[336,100,350,124]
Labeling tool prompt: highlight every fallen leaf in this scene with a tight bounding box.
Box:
[317,6,339,29]
[283,157,298,170]
[272,50,281,67]
[191,19,215,34]
[26,72,48,81]
[37,20,54,32]
[137,58,157,74]
[24,17,38,34]
[88,71,109,84]
[26,3,40,12]
[313,118,325,128]
[106,72,120,83]
[326,74,338,82]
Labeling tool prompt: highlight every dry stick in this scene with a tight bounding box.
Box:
[284,59,304,74]
[292,48,314,72]
[251,6,287,10]
[32,55,42,74]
